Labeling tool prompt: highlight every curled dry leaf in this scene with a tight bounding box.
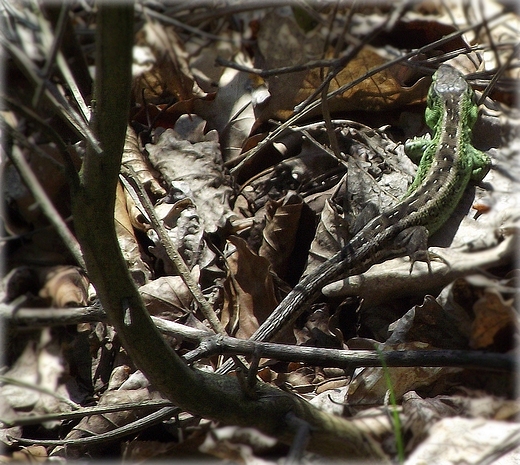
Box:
[1,343,40,410]
[148,199,207,272]
[258,191,303,281]
[115,182,152,286]
[310,385,349,416]
[133,22,202,105]
[199,425,278,463]
[404,390,520,422]
[222,236,278,339]
[195,52,257,162]
[0,394,23,446]
[107,365,132,391]
[284,366,316,390]
[295,307,344,349]
[121,178,156,239]
[11,445,48,462]
[401,390,461,450]
[304,196,349,277]
[185,29,237,93]
[387,295,469,350]
[122,125,166,198]
[1,329,70,414]
[38,265,89,307]
[470,289,517,350]
[405,417,520,464]
[346,342,459,406]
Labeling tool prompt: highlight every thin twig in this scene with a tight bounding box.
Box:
[2,400,175,427]
[0,376,81,410]
[0,34,101,154]
[3,303,512,372]
[294,15,390,113]
[215,56,355,78]
[3,141,85,268]
[10,407,178,447]
[183,334,515,372]
[32,1,69,108]
[136,3,234,42]
[0,302,213,342]
[2,96,81,184]
[478,42,520,104]
[120,165,225,334]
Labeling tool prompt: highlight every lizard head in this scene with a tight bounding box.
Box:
[424,64,479,133]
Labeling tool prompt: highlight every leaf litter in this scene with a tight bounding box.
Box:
[1,1,519,463]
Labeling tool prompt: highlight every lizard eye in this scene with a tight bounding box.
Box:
[471,89,478,105]
[426,91,435,108]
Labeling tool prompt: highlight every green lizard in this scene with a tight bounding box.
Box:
[219,64,491,370]
[403,64,490,233]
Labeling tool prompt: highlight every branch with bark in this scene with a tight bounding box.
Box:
[2,304,514,373]
[68,4,388,460]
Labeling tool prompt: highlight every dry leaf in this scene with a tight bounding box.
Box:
[255,12,429,121]
[2,266,40,302]
[12,445,48,463]
[133,22,202,104]
[146,115,235,234]
[38,265,89,307]
[196,52,257,162]
[199,426,277,463]
[147,199,206,272]
[132,94,215,131]
[139,269,199,320]
[2,330,70,414]
[2,342,41,410]
[258,191,303,281]
[405,417,520,464]
[347,342,459,406]
[310,385,349,415]
[2,144,79,234]
[49,387,163,459]
[304,196,350,276]
[294,307,343,349]
[387,296,469,350]
[0,395,23,446]
[121,439,206,462]
[115,182,152,286]
[402,391,461,450]
[2,142,81,264]
[470,289,517,350]
[236,130,344,218]
[304,124,415,276]
[222,236,278,339]
[122,125,166,198]
[254,10,324,122]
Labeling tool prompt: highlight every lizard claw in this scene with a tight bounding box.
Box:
[396,226,450,274]
[409,250,450,274]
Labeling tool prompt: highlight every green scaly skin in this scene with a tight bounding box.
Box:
[220,65,491,366]
[404,64,490,233]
